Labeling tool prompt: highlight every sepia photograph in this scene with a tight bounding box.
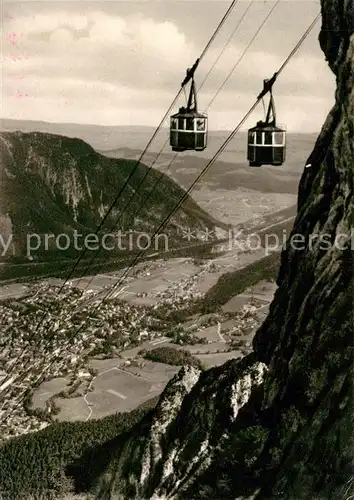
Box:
[0,0,353,498]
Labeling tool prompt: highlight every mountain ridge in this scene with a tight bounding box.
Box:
[1,117,320,135]
[0,118,318,156]
[0,130,229,260]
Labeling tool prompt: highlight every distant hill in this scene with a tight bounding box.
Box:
[0,120,317,194]
[0,118,234,153]
[102,145,308,194]
[0,118,166,152]
[0,131,229,260]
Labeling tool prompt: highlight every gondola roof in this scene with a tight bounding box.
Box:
[171,109,207,119]
[248,121,285,132]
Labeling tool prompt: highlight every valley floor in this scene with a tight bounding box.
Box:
[0,207,292,439]
[32,278,276,424]
[191,187,297,226]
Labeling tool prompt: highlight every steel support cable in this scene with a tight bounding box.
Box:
[118,0,275,233]
[82,0,277,277]
[65,0,242,292]
[74,10,323,327]
[1,12,321,419]
[198,0,241,61]
[206,0,280,110]
[197,0,255,92]
[56,0,263,302]
[1,11,322,412]
[74,0,255,292]
[1,0,241,393]
[183,86,188,105]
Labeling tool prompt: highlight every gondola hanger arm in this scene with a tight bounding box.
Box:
[257,71,278,100]
[181,58,200,87]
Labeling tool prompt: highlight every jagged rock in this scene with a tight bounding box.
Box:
[92,354,267,499]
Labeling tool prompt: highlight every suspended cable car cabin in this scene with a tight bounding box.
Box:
[247,83,286,167]
[170,75,207,152]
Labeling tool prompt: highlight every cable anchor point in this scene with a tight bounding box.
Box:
[257,71,278,100]
[181,58,200,87]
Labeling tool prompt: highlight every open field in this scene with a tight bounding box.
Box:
[51,361,180,422]
[194,324,224,343]
[184,342,229,354]
[221,280,277,312]
[0,283,29,300]
[121,360,179,383]
[189,187,297,227]
[201,252,281,312]
[56,397,91,422]
[196,351,242,369]
[84,370,151,417]
[31,274,277,422]
[16,210,285,425]
[32,377,68,410]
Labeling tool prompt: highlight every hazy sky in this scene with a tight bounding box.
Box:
[1,0,335,132]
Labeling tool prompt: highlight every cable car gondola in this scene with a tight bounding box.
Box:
[247,80,286,167]
[170,71,207,152]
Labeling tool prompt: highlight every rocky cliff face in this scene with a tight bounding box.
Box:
[0,131,227,259]
[81,2,353,498]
